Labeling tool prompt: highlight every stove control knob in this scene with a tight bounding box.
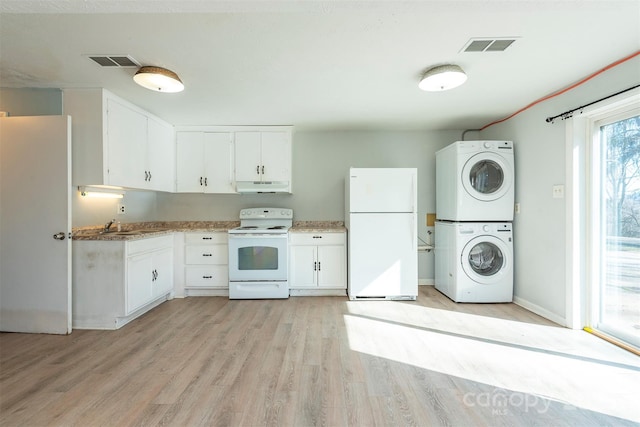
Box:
[484,141,492,149]
[483,225,490,232]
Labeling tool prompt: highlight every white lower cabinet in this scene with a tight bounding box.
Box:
[289,232,346,295]
[183,232,229,294]
[73,235,174,329]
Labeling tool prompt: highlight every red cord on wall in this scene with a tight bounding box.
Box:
[480,50,640,131]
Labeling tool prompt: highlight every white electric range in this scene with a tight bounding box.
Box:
[227,208,293,299]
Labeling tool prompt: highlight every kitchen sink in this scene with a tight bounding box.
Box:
[100,228,168,236]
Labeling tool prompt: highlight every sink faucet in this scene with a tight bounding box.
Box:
[104,218,116,233]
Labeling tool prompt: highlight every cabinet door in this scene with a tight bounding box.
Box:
[260,131,291,182]
[107,98,147,188]
[126,253,153,314]
[147,117,175,192]
[152,247,174,297]
[289,245,317,288]
[176,132,205,192]
[204,132,235,193]
[234,131,262,182]
[317,245,346,289]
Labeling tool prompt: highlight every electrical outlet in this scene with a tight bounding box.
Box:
[514,203,521,214]
[117,204,126,215]
[426,213,436,227]
[552,185,565,199]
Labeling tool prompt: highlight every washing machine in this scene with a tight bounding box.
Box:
[435,221,513,303]
[436,140,514,221]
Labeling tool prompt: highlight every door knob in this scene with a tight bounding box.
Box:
[53,232,66,241]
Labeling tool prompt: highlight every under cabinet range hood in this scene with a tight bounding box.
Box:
[236,181,291,194]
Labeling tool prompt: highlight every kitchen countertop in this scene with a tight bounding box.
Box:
[73,220,346,241]
[72,221,239,241]
[290,221,346,232]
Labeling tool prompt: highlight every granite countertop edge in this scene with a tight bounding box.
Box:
[291,221,346,232]
[73,220,345,241]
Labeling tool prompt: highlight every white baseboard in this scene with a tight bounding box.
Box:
[290,289,347,297]
[419,279,434,286]
[513,296,566,326]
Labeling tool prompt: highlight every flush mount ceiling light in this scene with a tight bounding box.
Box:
[133,66,184,93]
[418,64,467,92]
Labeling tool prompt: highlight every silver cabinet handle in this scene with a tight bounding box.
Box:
[261,165,265,174]
[200,177,203,186]
[148,171,152,181]
[53,232,66,241]
[318,262,321,271]
[314,261,317,271]
[256,165,260,175]
[203,254,212,257]
[204,177,207,186]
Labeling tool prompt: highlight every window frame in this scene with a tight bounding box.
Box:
[565,88,640,330]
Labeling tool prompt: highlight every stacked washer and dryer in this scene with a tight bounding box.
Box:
[434,140,515,303]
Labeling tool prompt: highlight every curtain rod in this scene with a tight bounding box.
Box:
[545,84,640,123]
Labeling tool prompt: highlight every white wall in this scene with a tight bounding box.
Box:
[0,88,62,116]
[72,189,157,228]
[480,55,640,324]
[156,130,462,281]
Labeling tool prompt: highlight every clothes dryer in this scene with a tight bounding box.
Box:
[436,140,514,221]
[435,221,513,303]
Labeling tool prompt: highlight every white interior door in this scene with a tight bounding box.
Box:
[0,116,72,334]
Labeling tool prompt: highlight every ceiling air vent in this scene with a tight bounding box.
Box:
[86,55,140,68]
[461,38,517,53]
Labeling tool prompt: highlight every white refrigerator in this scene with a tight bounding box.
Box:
[345,168,418,300]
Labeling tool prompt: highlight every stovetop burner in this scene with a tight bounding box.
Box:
[228,207,293,235]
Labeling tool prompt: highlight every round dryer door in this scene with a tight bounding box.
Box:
[462,152,513,202]
[461,235,511,284]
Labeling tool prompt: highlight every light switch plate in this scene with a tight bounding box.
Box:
[552,185,564,199]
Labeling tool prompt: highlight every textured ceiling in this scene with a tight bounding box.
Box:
[1,1,639,130]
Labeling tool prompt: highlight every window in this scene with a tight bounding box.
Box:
[590,111,640,347]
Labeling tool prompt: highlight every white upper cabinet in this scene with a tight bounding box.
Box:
[176,131,235,193]
[235,130,292,183]
[106,98,147,188]
[146,117,176,192]
[63,88,175,191]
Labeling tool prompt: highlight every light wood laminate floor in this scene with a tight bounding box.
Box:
[1,286,639,426]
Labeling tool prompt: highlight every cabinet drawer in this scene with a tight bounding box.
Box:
[185,232,228,244]
[127,235,173,256]
[185,245,228,265]
[289,232,345,246]
[185,266,228,287]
